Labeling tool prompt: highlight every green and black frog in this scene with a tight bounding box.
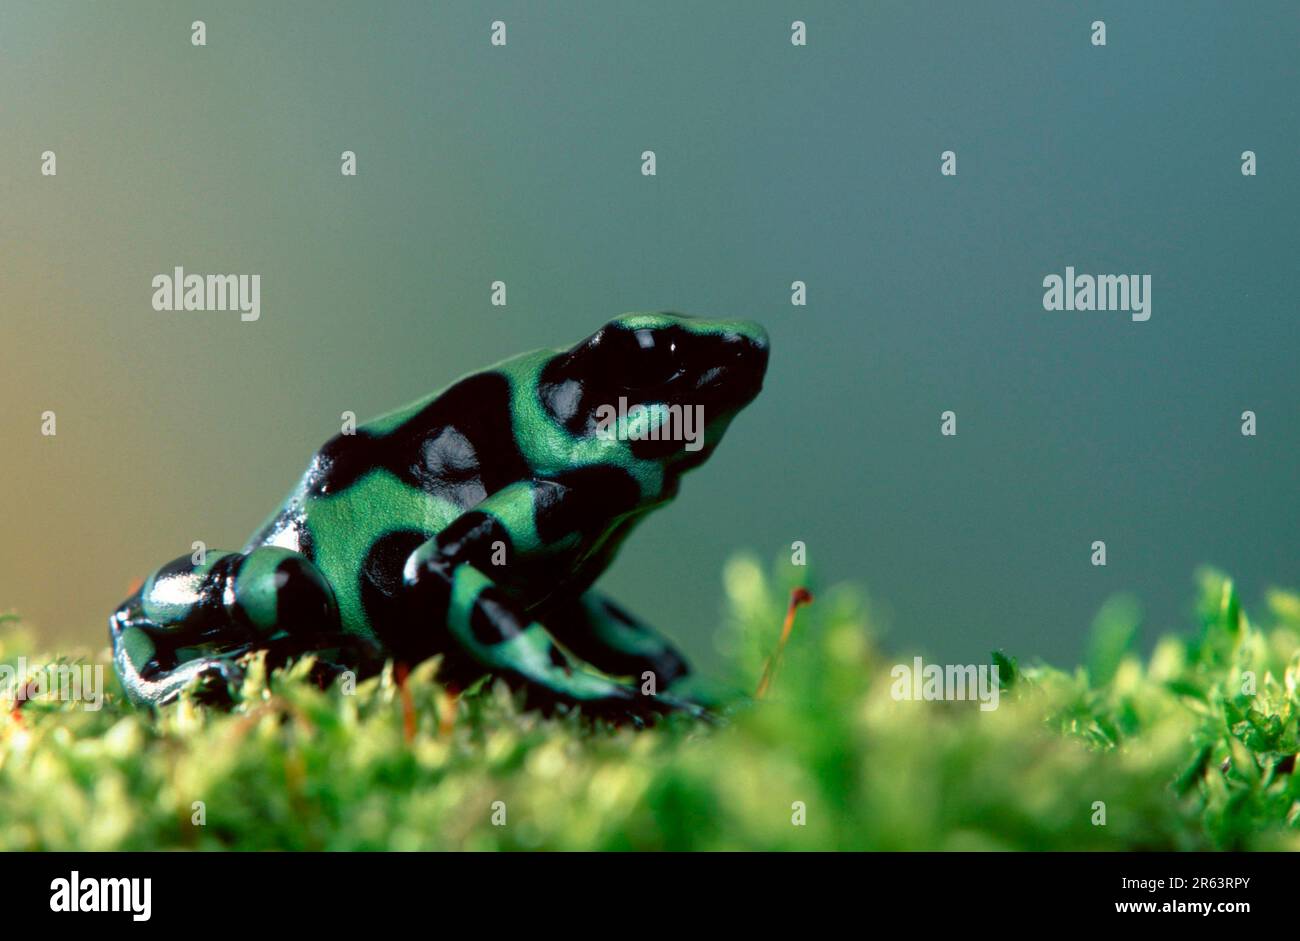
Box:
[110,313,768,721]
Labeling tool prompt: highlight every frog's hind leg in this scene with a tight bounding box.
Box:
[401,531,698,724]
[110,546,370,707]
[405,560,695,724]
[542,593,691,689]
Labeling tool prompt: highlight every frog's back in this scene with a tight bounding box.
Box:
[247,354,547,636]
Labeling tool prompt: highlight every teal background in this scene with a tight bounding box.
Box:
[2,1,1297,669]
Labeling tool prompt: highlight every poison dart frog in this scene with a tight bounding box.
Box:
[110,313,769,721]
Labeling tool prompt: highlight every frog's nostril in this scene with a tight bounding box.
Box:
[732,328,768,364]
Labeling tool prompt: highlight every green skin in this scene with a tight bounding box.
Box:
[110,313,769,721]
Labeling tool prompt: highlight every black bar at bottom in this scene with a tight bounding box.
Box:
[6,851,1277,925]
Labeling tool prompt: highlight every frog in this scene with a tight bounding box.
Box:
[109,312,769,722]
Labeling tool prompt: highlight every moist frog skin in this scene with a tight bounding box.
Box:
[110,313,769,722]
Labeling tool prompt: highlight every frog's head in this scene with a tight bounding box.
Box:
[538,312,769,491]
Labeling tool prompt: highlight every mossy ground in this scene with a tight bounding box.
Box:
[2,560,1299,850]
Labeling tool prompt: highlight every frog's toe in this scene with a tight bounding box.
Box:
[186,658,245,706]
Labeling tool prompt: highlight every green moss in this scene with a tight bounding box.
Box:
[2,560,1298,850]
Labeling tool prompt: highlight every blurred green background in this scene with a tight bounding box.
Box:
[2,1,1297,670]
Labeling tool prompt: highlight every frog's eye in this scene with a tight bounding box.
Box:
[615,327,682,390]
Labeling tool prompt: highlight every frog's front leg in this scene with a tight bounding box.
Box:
[400,481,698,723]
[110,546,376,706]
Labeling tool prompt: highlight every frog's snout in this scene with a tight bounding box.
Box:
[733,319,769,351]
[737,321,769,370]
[714,320,769,406]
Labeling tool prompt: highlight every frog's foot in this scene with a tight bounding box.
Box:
[517,669,704,727]
[403,552,698,726]
[109,546,347,707]
[110,605,247,707]
[541,592,692,692]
